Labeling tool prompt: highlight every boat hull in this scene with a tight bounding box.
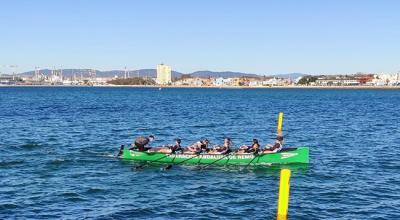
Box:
[121,147,309,165]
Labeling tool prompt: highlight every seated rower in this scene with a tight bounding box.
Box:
[148,138,183,154]
[262,135,283,154]
[184,139,209,154]
[130,135,155,151]
[170,138,183,153]
[237,139,260,154]
[208,137,232,155]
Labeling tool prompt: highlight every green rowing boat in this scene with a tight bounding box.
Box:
[120,147,309,165]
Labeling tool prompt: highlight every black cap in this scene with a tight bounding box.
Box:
[175,138,181,143]
[276,135,283,141]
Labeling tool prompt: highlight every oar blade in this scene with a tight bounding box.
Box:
[164,164,173,170]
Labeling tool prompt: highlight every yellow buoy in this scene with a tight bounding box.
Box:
[277,112,283,136]
[277,169,291,220]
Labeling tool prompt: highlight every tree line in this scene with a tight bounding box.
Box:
[107,77,155,85]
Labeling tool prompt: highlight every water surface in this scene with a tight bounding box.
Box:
[1,87,399,219]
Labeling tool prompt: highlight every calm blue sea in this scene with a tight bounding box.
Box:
[1,87,399,219]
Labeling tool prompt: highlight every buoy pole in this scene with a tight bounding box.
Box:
[277,169,291,220]
[277,112,283,135]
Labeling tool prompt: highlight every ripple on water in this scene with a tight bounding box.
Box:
[0,203,20,210]
[0,160,24,168]
[59,192,87,202]
[96,207,157,219]
[19,143,43,150]
[46,158,72,165]
[85,187,106,194]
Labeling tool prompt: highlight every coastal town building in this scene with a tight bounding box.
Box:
[249,80,262,87]
[261,77,291,86]
[354,75,374,84]
[214,77,232,86]
[315,79,360,86]
[156,64,172,85]
[0,75,21,85]
[174,77,204,86]
[368,73,400,86]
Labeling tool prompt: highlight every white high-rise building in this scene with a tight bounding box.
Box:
[156,64,172,85]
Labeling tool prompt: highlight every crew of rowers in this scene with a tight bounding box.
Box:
[129,135,284,155]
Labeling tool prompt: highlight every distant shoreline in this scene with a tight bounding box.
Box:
[1,84,400,90]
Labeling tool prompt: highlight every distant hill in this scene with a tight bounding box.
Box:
[271,73,305,79]
[191,70,260,78]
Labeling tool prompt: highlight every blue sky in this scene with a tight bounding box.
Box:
[0,0,399,74]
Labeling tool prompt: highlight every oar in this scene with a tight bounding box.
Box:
[162,153,177,170]
[243,153,260,169]
[135,154,170,169]
[164,153,201,170]
[117,145,125,157]
[199,153,232,170]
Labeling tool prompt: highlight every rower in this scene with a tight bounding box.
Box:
[209,137,232,155]
[171,138,183,153]
[248,139,261,153]
[152,138,183,154]
[185,139,209,154]
[237,139,260,154]
[130,135,155,151]
[262,135,283,154]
